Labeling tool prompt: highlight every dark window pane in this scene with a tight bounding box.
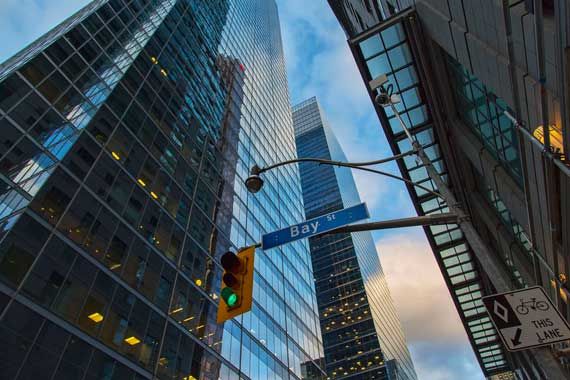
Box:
[34,319,70,355]
[0,74,32,112]
[44,39,74,67]
[59,189,99,244]
[85,349,116,380]
[122,238,150,289]
[89,106,119,143]
[54,337,92,379]
[0,302,43,378]
[123,186,147,227]
[62,133,101,180]
[0,214,50,287]
[22,236,76,306]
[37,70,70,103]
[107,169,133,213]
[0,118,23,157]
[19,53,55,86]
[53,254,96,322]
[30,168,80,226]
[8,91,50,130]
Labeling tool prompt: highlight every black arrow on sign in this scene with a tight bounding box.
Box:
[511,328,522,346]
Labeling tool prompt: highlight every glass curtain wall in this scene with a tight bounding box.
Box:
[0,0,324,379]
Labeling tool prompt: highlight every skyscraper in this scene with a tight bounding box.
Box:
[0,0,325,379]
[293,97,416,380]
[330,0,570,378]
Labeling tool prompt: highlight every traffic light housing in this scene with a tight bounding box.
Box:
[217,246,255,323]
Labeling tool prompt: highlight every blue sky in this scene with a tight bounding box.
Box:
[0,1,484,379]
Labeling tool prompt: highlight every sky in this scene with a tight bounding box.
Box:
[0,1,484,379]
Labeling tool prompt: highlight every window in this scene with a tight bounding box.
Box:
[0,214,51,287]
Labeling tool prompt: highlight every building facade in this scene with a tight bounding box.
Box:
[330,0,570,379]
[0,0,325,379]
[327,0,382,38]
[293,97,416,380]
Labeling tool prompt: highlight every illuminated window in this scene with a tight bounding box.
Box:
[88,312,104,323]
[124,336,141,345]
[533,125,564,153]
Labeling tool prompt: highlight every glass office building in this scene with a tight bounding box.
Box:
[293,97,416,380]
[0,0,325,379]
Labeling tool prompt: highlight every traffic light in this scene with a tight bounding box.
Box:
[217,246,255,323]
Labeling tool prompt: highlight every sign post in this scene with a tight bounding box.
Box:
[261,203,369,250]
[482,286,570,351]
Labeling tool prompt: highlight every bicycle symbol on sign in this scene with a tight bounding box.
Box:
[515,297,549,315]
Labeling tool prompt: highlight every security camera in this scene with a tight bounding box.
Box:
[375,91,401,107]
[369,74,388,91]
[375,91,391,106]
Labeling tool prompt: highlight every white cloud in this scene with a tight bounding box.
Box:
[352,170,389,210]
[376,230,465,343]
[410,345,484,380]
[376,229,484,380]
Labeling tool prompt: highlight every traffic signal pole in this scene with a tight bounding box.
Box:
[328,213,459,234]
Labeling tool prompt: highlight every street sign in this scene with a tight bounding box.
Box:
[262,203,369,250]
[482,286,570,351]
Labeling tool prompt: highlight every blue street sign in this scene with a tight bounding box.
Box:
[262,203,369,250]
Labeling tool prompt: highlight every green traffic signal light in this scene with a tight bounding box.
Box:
[221,287,239,307]
[217,247,255,323]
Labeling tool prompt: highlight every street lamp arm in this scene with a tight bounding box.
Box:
[253,158,344,174]
[252,149,416,175]
[334,149,416,167]
[352,165,444,199]
[248,150,443,199]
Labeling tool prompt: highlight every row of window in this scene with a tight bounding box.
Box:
[0,298,150,380]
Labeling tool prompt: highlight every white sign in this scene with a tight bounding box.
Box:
[483,286,570,351]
